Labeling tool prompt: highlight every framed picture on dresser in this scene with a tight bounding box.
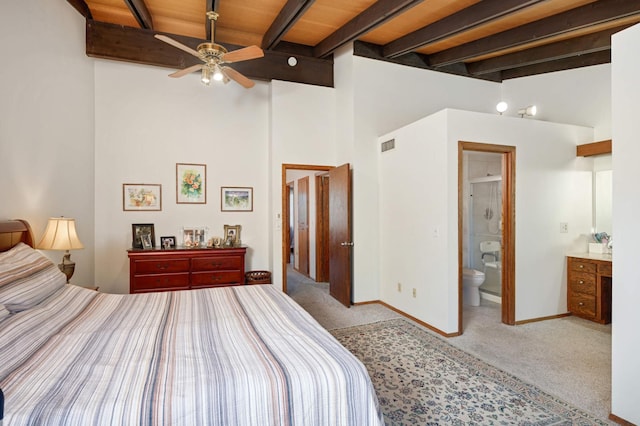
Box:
[132,223,155,249]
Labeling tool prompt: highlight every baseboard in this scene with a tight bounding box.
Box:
[608,413,636,425]
[514,312,572,325]
[354,300,460,338]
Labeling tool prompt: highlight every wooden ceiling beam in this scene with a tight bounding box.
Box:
[428,0,640,67]
[85,20,333,87]
[500,50,611,80]
[66,0,92,19]
[313,0,424,59]
[468,25,630,75]
[123,0,153,30]
[383,0,545,59]
[262,0,315,50]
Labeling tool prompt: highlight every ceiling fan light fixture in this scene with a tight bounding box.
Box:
[201,66,213,86]
[213,65,224,82]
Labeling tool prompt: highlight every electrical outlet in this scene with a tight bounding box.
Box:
[397,282,402,292]
[560,222,568,233]
[412,288,416,298]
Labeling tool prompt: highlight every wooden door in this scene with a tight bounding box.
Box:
[329,163,352,307]
[297,176,309,276]
[315,174,330,282]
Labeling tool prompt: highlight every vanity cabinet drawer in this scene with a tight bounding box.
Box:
[598,263,612,276]
[569,274,596,296]
[570,260,596,274]
[569,293,596,318]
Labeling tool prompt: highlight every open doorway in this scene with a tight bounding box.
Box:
[458,142,516,334]
[281,164,332,294]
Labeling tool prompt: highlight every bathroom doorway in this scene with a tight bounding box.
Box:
[458,142,516,333]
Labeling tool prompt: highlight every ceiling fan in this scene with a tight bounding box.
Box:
[154,11,264,88]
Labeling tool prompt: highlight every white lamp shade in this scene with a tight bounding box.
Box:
[37,217,84,251]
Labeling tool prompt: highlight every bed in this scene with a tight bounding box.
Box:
[0,220,382,425]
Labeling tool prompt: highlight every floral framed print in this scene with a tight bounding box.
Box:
[221,187,253,212]
[123,184,162,211]
[176,163,206,204]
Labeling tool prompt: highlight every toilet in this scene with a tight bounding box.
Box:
[462,268,485,306]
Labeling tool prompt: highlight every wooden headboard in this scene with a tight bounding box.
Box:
[0,219,35,252]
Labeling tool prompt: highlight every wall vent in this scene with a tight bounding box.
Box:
[381,139,395,152]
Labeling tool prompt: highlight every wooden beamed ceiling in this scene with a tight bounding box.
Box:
[69,0,640,87]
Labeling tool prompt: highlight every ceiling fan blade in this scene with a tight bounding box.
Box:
[154,34,201,59]
[221,66,255,89]
[169,64,204,78]
[222,45,264,63]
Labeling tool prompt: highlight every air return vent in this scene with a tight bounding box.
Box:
[381,139,395,152]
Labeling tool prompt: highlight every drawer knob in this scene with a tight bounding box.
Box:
[579,280,584,284]
[579,265,584,269]
[579,302,584,306]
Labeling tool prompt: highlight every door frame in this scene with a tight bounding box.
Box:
[458,142,516,333]
[282,164,333,293]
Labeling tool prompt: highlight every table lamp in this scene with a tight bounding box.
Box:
[37,217,84,283]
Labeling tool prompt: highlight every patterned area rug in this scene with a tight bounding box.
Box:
[330,319,607,425]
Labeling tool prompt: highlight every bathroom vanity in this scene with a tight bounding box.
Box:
[566,254,612,324]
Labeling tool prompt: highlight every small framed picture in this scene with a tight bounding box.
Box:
[223,224,242,247]
[177,163,206,204]
[182,227,207,247]
[160,236,176,249]
[132,224,155,249]
[141,234,153,249]
[123,184,162,211]
[221,187,253,212]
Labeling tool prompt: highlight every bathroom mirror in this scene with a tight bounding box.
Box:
[593,155,612,235]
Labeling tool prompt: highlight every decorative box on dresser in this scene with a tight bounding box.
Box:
[566,253,612,324]
[128,247,247,294]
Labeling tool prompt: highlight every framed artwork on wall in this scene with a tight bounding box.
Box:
[132,223,155,249]
[176,163,206,204]
[123,184,162,211]
[221,187,253,212]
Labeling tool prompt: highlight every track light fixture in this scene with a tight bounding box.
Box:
[518,105,537,118]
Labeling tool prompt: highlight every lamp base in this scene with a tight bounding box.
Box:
[58,251,75,283]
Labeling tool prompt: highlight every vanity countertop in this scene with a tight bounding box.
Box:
[567,252,612,262]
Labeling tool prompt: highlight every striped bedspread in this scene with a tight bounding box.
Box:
[0,285,382,425]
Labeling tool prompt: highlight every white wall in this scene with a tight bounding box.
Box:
[501,65,612,140]
[0,0,95,286]
[379,109,593,333]
[611,23,640,425]
[93,60,271,293]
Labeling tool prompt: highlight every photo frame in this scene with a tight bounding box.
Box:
[160,236,176,249]
[141,234,153,249]
[182,227,207,247]
[132,224,155,249]
[176,163,206,204]
[221,187,253,212]
[123,184,162,211]
[223,224,242,247]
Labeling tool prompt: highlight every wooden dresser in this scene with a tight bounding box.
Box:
[128,247,247,294]
[566,254,612,324]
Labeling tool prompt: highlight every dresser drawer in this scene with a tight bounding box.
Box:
[133,258,190,275]
[569,259,596,274]
[132,273,190,292]
[568,293,596,318]
[191,271,244,287]
[192,256,243,272]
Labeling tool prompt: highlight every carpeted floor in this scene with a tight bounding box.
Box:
[286,266,613,424]
[331,319,608,425]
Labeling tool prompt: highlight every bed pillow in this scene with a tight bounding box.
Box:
[0,243,67,312]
